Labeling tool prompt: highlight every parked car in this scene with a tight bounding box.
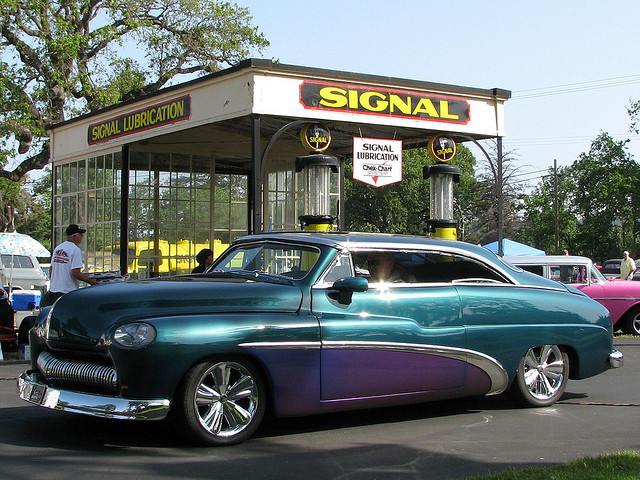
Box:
[19,233,622,445]
[0,254,48,292]
[599,258,640,281]
[505,255,640,335]
[39,262,51,284]
[0,325,17,352]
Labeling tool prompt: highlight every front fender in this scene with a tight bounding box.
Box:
[109,312,320,401]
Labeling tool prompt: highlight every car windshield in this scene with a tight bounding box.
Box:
[591,265,607,282]
[210,242,321,280]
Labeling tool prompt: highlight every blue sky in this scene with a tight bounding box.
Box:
[238,0,640,189]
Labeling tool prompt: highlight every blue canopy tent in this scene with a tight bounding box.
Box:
[483,239,545,256]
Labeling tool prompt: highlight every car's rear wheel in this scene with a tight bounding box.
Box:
[623,307,640,335]
[509,345,569,407]
[173,358,266,446]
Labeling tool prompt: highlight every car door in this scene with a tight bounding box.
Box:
[311,249,466,401]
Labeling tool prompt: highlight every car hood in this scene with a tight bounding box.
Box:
[600,279,640,296]
[46,275,303,347]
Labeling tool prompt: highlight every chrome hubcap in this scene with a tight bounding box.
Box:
[522,345,566,401]
[194,361,258,437]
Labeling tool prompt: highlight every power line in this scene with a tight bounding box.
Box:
[504,134,637,147]
[512,74,640,100]
[511,168,549,179]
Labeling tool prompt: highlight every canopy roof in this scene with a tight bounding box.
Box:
[483,239,545,256]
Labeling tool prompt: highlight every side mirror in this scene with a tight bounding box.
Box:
[330,276,368,304]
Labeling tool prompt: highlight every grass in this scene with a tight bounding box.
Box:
[462,451,640,480]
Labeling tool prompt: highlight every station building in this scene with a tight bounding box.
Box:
[48,59,510,278]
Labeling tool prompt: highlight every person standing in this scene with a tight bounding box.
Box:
[45,224,99,305]
[620,250,637,280]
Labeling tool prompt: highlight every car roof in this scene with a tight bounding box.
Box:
[226,232,574,288]
[233,231,508,262]
[236,231,485,251]
[504,255,593,266]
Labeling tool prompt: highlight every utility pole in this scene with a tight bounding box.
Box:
[554,159,560,254]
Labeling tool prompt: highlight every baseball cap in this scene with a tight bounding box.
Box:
[66,224,87,235]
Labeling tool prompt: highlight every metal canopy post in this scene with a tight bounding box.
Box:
[250,115,261,234]
[120,145,130,275]
[496,137,504,256]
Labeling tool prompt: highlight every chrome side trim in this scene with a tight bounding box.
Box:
[609,349,624,368]
[240,340,509,395]
[18,371,170,421]
[239,341,321,349]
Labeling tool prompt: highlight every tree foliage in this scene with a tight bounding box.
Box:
[0,0,268,181]
[519,132,640,260]
[628,99,640,134]
[15,168,52,250]
[569,133,640,260]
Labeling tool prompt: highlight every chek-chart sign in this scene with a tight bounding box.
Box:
[353,137,403,187]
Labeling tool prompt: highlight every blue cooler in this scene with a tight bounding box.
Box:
[12,290,41,310]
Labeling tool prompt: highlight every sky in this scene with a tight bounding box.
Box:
[237,0,640,189]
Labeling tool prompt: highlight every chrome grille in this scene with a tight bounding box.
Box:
[37,351,118,391]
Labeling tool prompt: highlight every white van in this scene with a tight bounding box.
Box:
[0,254,49,292]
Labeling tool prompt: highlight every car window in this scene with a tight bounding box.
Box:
[213,242,321,279]
[321,252,353,284]
[520,265,544,276]
[349,250,506,285]
[549,264,587,284]
[0,254,34,269]
[591,266,607,282]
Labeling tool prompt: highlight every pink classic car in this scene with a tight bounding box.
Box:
[505,255,640,335]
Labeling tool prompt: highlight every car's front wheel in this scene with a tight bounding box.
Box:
[509,345,569,407]
[173,358,266,446]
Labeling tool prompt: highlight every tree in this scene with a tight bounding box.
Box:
[628,99,640,134]
[520,132,639,260]
[15,168,52,250]
[568,132,640,260]
[517,165,578,254]
[468,141,525,245]
[0,0,268,183]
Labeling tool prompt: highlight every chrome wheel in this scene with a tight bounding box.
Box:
[511,345,569,407]
[174,359,265,445]
[624,307,640,335]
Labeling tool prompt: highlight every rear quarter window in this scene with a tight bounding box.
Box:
[0,254,34,269]
[520,265,544,276]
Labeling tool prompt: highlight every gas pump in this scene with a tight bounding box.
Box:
[296,124,338,231]
[423,135,460,240]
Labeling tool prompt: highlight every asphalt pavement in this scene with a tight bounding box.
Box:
[0,338,638,480]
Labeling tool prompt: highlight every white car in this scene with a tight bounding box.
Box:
[0,254,48,292]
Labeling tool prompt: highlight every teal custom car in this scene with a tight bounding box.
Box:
[18,232,622,445]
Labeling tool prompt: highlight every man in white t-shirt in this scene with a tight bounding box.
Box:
[46,224,99,305]
[620,250,637,280]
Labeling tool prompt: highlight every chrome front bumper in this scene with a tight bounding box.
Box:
[610,349,624,368]
[17,370,170,421]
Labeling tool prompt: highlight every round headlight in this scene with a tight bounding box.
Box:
[113,322,156,349]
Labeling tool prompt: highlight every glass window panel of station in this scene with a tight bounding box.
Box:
[213,173,247,245]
